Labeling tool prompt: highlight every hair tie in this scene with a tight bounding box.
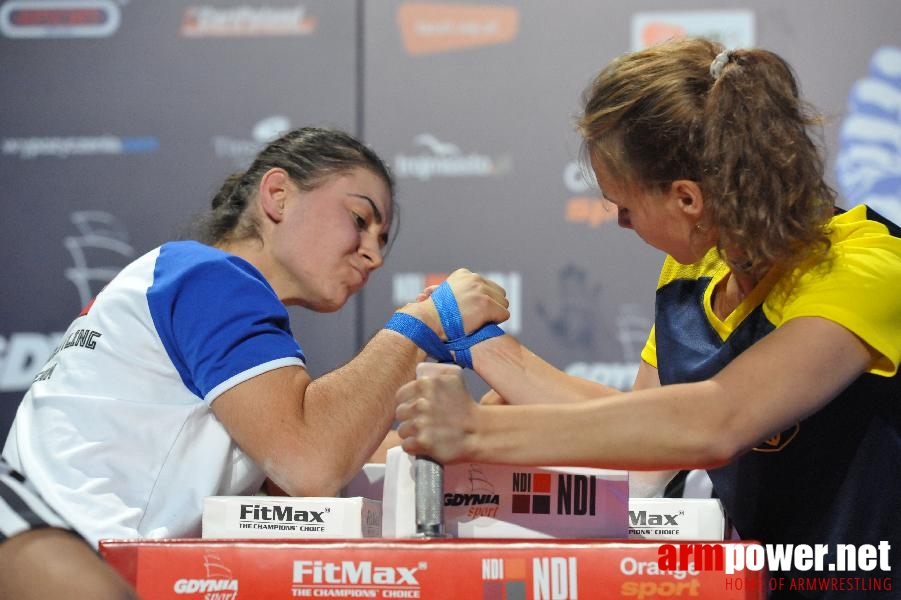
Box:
[710,49,733,80]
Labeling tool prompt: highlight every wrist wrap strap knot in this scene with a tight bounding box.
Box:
[385,280,505,368]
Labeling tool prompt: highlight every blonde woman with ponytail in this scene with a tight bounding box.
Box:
[396,38,901,597]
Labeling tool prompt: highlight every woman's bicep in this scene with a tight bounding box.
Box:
[712,316,876,445]
[210,366,314,489]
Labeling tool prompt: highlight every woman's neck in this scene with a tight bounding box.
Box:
[713,268,758,320]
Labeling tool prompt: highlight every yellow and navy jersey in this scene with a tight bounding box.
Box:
[642,204,900,379]
[642,204,901,582]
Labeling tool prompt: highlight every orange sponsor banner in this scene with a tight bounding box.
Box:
[424,272,450,288]
[639,22,686,49]
[100,538,767,599]
[566,197,618,228]
[397,3,519,55]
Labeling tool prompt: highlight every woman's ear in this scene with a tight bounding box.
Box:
[258,168,290,222]
[671,179,705,219]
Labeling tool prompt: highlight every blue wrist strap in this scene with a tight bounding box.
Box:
[432,281,466,340]
[444,323,506,368]
[433,281,505,368]
[385,281,506,368]
[384,312,454,363]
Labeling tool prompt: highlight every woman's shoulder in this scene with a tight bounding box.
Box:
[656,248,724,289]
[824,204,901,276]
[146,241,273,303]
[770,204,901,299]
[830,204,901,243]
[158,240,226,263]
[156,241,264,279]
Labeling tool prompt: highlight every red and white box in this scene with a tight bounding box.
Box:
[382,446,629,539]
[100,537,767,599]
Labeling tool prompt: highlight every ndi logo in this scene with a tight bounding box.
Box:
[512,472,598,516]
[482,557,578,600]
[482,557,526,599]
[512,472,552,514]
[534,557,578,600]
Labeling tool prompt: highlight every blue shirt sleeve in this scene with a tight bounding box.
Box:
[147,242,305,402]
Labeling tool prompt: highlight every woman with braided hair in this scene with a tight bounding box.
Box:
[3,126,510,548]
[396,38,900,596]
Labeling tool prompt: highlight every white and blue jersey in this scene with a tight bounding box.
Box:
[3,241,305,547]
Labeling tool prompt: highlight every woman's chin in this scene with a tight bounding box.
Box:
[293,294,347,313]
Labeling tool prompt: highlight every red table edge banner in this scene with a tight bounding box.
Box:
[100,537,768,599]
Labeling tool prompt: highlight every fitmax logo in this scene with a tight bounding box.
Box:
[293,561,422,585]
[629,510,683,527]
[239,504,325,523]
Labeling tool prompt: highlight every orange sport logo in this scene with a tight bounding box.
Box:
[397,2,518,55]
[752,424,800,453]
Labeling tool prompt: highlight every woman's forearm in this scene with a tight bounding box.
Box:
[470,334,621,405]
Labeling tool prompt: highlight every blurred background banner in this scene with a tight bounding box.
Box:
[1,0,899,445]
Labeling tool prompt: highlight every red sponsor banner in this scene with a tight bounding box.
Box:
[100,538,766,599]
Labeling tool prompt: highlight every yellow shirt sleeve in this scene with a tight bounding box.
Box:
[773,206,901,376]
[640,324,657,368]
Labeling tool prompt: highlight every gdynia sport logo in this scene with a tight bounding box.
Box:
[658,541,893,594]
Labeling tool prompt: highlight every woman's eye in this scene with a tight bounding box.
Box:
[352,213,366,228]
